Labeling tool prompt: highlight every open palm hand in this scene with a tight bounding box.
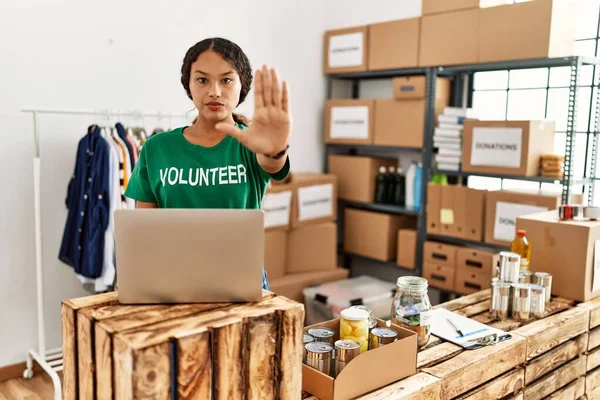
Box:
[216,65,292,155]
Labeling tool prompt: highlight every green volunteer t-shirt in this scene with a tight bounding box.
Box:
[124,124,290,209]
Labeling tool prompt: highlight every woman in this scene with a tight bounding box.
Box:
[124,38,292,290]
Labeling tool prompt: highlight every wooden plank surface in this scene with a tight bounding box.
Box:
[417,343,463,370]
[131,342,171,399]
[61,303,77,400]
[212,319,244,399]
[434,290,491,311]
[588,326,600,351]
[76,313,94,400]
[247,313,279,399]
[586,365,600,393]
[358,372,441,400]
[524,334,587,385]
[94,324,113,400]
[578,297,600,329]
[456,368,524,400]
[588,346,600,372]
[512,307,589,361]
[278,306,305,399]
[422,334,527,399]
[523,356,586,400]
[63,291,118,309]
[177,330,212,400]
[113,336,133,400]
[546,376,585,400]
[455,300,491,318]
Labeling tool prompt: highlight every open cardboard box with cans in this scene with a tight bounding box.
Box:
[302,318,417,400]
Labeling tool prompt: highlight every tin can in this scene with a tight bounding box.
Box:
[370,327,398,349]
[303,334,315,362]
[491,280,511,320]
[308,327,335,345]
[533,272,552,303]
[511,284,532,321]
[498,252,521,283]
[333,339,360,377]
[530,284,546,318]
[518,270,533,284]
[305,342,333,376]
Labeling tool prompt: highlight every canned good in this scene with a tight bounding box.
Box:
[333,339,360,377]
[303,334,315,362]
[511,284,532,321]
[533,272,552,303]
[498,252,521,283]
[491,280,511,320]
[308,327,335,344]
[519,270,533,284]
[370,327,398,349]
[530,284,546,318]
[305,342,333,376]
[340,307,370,353]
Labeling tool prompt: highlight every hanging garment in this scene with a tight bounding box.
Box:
[116,122,136,169]
[108,129,127,209]
[112,132,134,209]
[59,125,110,278]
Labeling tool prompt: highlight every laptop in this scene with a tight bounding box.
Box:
[113,208,265,304]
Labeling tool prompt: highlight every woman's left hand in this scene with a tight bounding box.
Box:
[216,65,291,156]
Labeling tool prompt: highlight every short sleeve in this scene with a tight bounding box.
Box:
[124,145,156,203]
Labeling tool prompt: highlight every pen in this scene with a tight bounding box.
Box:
[447,317,464,337]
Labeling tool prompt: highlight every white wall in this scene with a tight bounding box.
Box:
[0,0,421,366]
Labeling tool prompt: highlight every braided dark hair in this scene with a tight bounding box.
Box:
[181,38,252,125]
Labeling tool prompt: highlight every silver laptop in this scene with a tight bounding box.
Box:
[114,208,264,304]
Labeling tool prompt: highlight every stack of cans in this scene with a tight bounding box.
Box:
[490,252,553,321]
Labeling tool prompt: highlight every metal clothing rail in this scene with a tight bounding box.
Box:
[19,107,188,400]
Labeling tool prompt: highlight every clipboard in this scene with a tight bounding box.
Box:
[428,308,512,350]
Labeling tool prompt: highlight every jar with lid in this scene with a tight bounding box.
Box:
[340,307,370,353]
[391,276,432,349]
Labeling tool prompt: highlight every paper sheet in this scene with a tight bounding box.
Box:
[429,308,508,348]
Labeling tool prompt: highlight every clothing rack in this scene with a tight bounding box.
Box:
[20,107,188,400]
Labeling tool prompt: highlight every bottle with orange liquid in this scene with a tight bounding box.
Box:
[510,229,531,270]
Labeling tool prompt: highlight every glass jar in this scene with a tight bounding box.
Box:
[391,276,432,349]
[339,307,370,353]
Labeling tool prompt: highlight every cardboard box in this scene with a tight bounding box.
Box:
[392,76,451,101]
[455,266,490,295]
[291,173,337,228]
[264,230,287,280]
[328,155,397,203]
[368,18,419,70]
[374,95,449,148]
[462,120,556,177]
[440,185,455,236]
[456,247,495,278]
[479,0,576,63]
[419,9,479,66]
[325,99,374,145]
[423,263,456,291]
[397,229,417,269]
[344,209,416,262]
[516,210,600,302]
[464,187,487,242]
[424,241,458,268]
[269,267,350,303]
[287,222,337,274]
[485,190,561,247]
[422,0,511,15]
[263,182,294,231]
[302,318,417,400]
[427,183,442,234]
[324,26,368,74]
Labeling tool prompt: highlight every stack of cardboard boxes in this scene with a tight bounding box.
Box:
[263,173,349,302]
[323,0,576,73]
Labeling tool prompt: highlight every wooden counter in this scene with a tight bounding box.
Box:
[304,290,600,400]
[62,290,304,400]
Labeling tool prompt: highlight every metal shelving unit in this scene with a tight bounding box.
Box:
[325,56,600,282]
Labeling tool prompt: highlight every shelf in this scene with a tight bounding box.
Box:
[427,234,508,252]
[439,56,600,73]
[328,67,429,80]
[327,143,423,154]
[340,200,420,216]
[436,170,593,185]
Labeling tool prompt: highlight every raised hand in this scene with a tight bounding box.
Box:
[216,65,292,156]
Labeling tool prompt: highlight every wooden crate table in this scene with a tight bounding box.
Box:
[62,290,304,400]
[304,289,593,400]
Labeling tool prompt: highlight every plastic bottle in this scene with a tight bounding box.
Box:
[413,163,423,211]
[393,166,406,206]
[405,162,417,209]
[386,166,396,204]
[374,166,387,204]
[510,230,531,270]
